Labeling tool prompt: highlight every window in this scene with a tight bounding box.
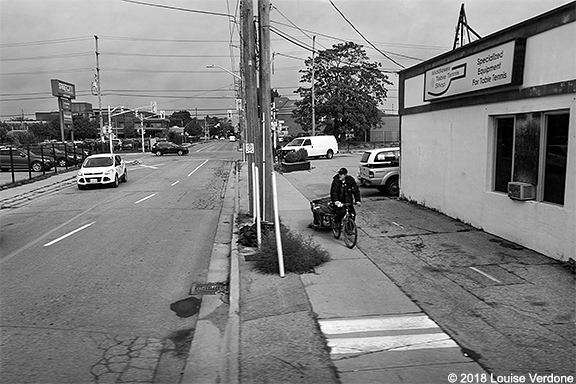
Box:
[494,117,514,193]
[493,111,569,205]
[543,113,569,205]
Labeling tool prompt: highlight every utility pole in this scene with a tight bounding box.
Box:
[311,35,316,136]
[259,0,274,222]
[241,0,258,216]
[94,35,104,140]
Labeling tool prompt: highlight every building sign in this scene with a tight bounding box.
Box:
[50,79,76,99]
[424,40,523,101]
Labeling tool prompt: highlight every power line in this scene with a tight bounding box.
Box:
[0,52,93,61]
[0,36,92,48]
[121,0,233,18]
[328,0,405,68]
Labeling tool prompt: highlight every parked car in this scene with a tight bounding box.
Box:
[19,145,76,167]
[76,154,127,189]
[0,147,55,172]
[151,142,189,156]
[40,142,90,162]
[278,135,338,159]
[121,140,134,150]
[229,136,236,142]
[357,147,400,196]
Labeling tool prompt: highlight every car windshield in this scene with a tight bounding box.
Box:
[288,138,304,146]
[84,157,113,167]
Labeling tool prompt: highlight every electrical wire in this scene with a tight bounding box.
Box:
[328,0,405,68]
[121,0,233,18]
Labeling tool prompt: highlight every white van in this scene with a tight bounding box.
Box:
[279,135,338,159]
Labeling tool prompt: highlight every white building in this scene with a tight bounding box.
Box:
[398,2,575,262]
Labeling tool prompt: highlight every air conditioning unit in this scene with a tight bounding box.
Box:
[508,182,536,201]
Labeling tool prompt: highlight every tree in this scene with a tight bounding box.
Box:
[185,118,203,137]
[293,42,393,140]
[123,117,136,138]
[28,121,59,142]
[72,116,99,140]
[169,110,192,127]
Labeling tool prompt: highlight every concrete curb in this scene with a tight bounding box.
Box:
[182,161,239,384]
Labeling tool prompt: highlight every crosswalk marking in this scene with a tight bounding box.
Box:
[319,314,459,356]
[327,333,457,354]
[319,314,438,334]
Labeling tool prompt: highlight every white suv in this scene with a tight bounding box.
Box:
[357,147,400,196]
[77,154,127,189]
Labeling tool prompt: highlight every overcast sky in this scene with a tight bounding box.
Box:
[0,0,571,121]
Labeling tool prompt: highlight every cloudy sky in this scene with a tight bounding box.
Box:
[0,0,570,121]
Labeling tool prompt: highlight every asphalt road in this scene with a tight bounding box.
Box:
[0,141,241,383]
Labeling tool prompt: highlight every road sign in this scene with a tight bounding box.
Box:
[246,143,254,154]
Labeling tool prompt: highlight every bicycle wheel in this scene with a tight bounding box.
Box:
[343,219,357,248]
[331,218,341,239]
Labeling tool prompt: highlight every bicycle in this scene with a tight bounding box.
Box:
[331,203,358,249]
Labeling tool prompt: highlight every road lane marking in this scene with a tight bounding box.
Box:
[135,194,156,204]
[469,266,502,283]
[188,159,209,177]
[171,180,180,186]
[44,222,95,247]
[1,205,100,264]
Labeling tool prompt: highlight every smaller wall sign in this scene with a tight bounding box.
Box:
[424,40,523,101]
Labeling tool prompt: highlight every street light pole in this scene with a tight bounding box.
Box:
[206,64,241,80]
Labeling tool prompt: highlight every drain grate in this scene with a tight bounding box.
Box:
[190,282,229,296]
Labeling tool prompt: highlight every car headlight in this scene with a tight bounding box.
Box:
[77,170,83,176]
[104,169,114,175]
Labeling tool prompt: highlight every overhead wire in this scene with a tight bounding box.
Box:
[328,0,405,68]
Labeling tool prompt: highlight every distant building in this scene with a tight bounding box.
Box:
[368,112,399,143]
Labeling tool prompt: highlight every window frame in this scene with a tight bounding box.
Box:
[491,109,569,206]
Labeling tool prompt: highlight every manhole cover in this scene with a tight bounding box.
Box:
[190,282,229,295]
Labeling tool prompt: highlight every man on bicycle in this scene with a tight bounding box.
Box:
[330,167,361,227]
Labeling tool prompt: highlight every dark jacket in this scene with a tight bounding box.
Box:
[330,174,361,205]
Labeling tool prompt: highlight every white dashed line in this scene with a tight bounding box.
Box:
[44,222,95,247]
[135,194,156,204]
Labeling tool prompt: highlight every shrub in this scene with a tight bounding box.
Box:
[248,222,331,274]
[283,148,308,163]
[295,148,308,161]
[284,151,299,163]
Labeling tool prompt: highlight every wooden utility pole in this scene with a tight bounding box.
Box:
[241,0,258,216]
[259,0,274,222]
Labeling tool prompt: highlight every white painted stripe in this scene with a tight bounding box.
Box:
[188,159,209,177]
[327,333,458,354]
[171,180,180,186]
[44,222,95,247]
[319,315,438,335]
[135,194,156,204]
[469,266,502,283]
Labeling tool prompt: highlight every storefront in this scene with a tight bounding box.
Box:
[398,2,575,261]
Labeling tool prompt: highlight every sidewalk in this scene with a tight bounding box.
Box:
[236,165,486,384]
[234,160,575,383]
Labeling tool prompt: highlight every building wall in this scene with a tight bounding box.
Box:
[399,4,575,261]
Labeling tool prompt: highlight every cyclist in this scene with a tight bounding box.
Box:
[330,167,361,227]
